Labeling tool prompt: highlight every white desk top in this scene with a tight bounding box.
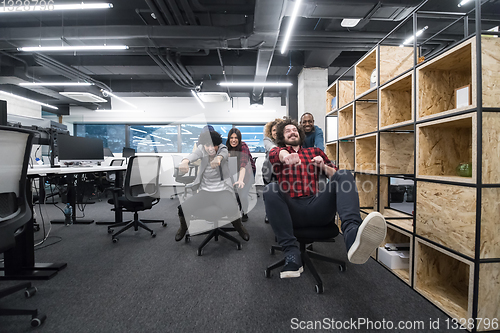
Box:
[28,165,127,176]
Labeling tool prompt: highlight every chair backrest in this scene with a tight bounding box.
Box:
[0,126,35,253]
[123,155,162,202]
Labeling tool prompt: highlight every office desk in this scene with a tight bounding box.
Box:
[28,165,127,224]
[0,165,127,281]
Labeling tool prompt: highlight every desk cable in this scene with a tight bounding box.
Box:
[32,179,62,250]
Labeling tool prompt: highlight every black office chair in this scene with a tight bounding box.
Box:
[0,126,46,327]
[181,157,243,255]
[170,155,198,200]
[107,155,166,243]
[265,219,346,294]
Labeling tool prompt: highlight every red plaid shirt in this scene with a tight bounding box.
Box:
[269,146,336,198]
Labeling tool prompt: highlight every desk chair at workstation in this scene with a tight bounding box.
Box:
[0,126,46,327]
[177,157,243,256]
[107,155,166,243]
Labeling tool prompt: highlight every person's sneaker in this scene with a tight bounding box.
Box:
[241,213,249,222]
[347,212,387,264]
[280,254,303,278]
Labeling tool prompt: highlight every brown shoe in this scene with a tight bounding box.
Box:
[175,215,188,241]
[231,218,249,241]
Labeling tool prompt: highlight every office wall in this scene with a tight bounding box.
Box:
[52,96,287,125]
[2,96,41,118]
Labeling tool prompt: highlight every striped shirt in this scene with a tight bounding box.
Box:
[199,164,226,192]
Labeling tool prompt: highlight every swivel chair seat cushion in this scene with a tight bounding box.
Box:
[293,220,339,243]
[117,196,153,211]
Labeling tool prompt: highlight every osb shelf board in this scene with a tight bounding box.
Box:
[414,238,473,320]
[355,101,378,135]
[326,82,337,114]
[477,263,500,331]
[416,182,476,258]
[378,259,411,284]
[380,71,413,128]
[356,174,388,208]
[416,113,476,184]
[387,219,413,233]
[325,143,337,162]
[384,208,413,219]
[356,88,378,101]
[480,188,500,259]
[482,113,500,184]
[417,38,475,120]
[338,80,354,109]
[338,141,354,170]
[380,132,414,175]
[379,45,414,85]
[338,104,354,138]
[355,48,378,98]
[477,36,500,108]
[380,123,414,132]
[355,134,377,173]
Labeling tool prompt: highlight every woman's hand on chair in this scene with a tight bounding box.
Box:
[233,180,245,189]
[179,160,190,174]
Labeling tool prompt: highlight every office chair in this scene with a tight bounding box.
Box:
[182,157,243,256]
[0,126,46,326]
[265,218,346,294]
[170,155,198,200]
[107,155,166,243]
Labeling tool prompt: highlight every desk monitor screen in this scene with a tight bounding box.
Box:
[58,135,104,162]
[104,147,114,157]
[122,147,135,158]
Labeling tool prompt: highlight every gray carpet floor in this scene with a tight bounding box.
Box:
[0,187,463,333]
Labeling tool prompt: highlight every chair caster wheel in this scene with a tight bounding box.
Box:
[112,238,118,243]
[315,285,324,294]
[339,264,346,272]
[34,225,40,232]
[265,269,271,278]
[151,232,156,238]
[237,243,242,250]
[108,229,113,234]
[197,249,202,256]
[25,286,37,298]
[31,313,47,327]
[162,222,167,227]
[185,235,190,243]
[270,248,275,255]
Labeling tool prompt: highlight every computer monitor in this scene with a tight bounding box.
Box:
[57,135,104,163]
[122,147,135,158]
[103,147,114,157]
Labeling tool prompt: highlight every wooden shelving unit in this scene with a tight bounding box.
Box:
[325,4,500,330]
[326,81,337,114]
[325,142,337,163]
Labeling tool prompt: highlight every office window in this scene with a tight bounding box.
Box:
[180,124,231,153]
[74,124,126,153]
[129,125,178,153]
[234,125,265,153]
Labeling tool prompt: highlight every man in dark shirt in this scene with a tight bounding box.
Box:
[264,118,387,278]
[300,112,324,151]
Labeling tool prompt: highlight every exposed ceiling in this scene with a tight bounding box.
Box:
[0,0,499,114]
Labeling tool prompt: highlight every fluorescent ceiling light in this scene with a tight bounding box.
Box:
[95,109,145,113]
[0,90,58,110]
[400,26,428,47]
[341,18,361,28]
[0,2,113,13]
[280,0,303,54]
[60,92,107,102]
[191,90,205,109]
[218,82,293,87]
[101,89,137,108]
[18,45,129,52]
[19,82,92,87]
[458,0,471,7]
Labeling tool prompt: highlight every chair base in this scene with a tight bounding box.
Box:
[0,282,47,327]
[265,241,346,294]
[107,211,166,242]
[185,227,242,256]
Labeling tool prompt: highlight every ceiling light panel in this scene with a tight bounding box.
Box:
[59,92,107,103]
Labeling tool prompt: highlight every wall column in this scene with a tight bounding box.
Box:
[297,67,328,132]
